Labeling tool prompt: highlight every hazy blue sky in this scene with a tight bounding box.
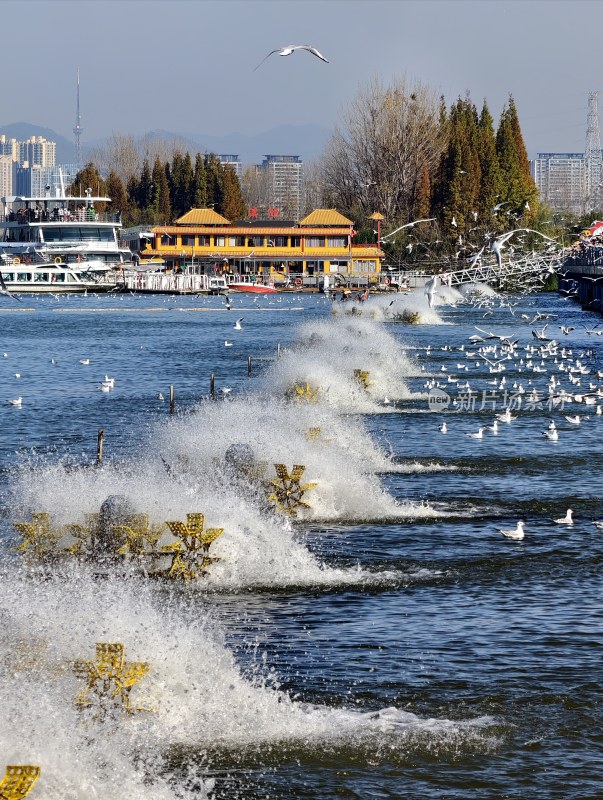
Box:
[3,0,601,156]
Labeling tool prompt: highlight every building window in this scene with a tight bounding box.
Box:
[291,237,301,248]
[305,237,325,248]
[247,237,264,247]
[181,235,195,247]
[198,236,209,246]
[215,237,225,247]
[327,237,347,248]
[160,234,172,246]
[352,259,376,273]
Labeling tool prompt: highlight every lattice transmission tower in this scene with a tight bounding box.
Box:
[73,68,83,170]
[585,90,602,211]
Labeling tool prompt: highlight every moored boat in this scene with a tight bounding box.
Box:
[226,275,278,294]
[0,259,116,293]
[0,184,131,273]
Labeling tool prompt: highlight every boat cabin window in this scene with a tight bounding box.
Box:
[40,227,114,242]
[1,272,14,281]
[34,272,49,282]
[17,272,32,282]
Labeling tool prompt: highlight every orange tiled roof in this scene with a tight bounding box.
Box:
[299,209,354,226]
[175,208,231,225]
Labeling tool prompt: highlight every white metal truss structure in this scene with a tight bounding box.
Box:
[389,249,565,293]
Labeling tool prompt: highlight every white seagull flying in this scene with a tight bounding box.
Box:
[254,45,329,71]
[0,270,22,302]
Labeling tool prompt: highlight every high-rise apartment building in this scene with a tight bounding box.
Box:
[0,156,17,200]
[20,136,56,168]
[15,164,78,197]
[218,155,242,178]
[261,155,303,219]
[0,135,20,161]
[531,153,588,213]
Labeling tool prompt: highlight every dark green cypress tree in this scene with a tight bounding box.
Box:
[496,96,538,219]
[193,153,207,208]
[138,159,154,221]
[169,152,184,218]
[181,152,194,214]
[221,164,247,221]
[205,154,224,211]
[477,100,502,228]
[151,157,171,224]
[70,163,107,211]
[413,161,431,220]
[106,171,128,221]
[435,97,481,240]
[126,175,140,224]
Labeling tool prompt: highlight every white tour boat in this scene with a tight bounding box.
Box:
[0,258,116,294]
[0,182,131,273]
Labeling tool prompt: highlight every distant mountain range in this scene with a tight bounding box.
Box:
[0,122,332,166]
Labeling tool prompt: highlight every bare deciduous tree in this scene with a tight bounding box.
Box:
[88,133,193,184]
[322,76,445,226]
[301,159,326,216]
[240,165,271,214]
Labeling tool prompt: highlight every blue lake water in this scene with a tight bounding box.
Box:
[1,288,602,799]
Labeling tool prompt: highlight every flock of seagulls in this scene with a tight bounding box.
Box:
[423,289,603,543]
[1,294,262,409]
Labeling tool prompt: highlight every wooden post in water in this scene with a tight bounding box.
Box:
[210,372,215,400]
[97,428,104,466]
[170,385,175,415]
[247,356,253,377]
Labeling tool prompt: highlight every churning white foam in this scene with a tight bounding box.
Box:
[0,571,498,799]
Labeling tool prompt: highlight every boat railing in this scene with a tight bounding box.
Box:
[2,211,122,224]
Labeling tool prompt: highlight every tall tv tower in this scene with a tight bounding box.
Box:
[585,90,602,210]
[73,68,83,169]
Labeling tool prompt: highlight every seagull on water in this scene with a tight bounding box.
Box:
[496,408,516,423]
[234,318,244,330]
[79,358,90,365]
[554,509,573,525]
[543,428,559,441]
[466,427,485,439]
[499,521,525,540]
[254,45,329,71]
[439,422,447,433]
[224,340,233,347]
[564,415,581,425]
[8,397,22,407]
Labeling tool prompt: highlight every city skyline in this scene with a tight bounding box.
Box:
[1,0,602,160]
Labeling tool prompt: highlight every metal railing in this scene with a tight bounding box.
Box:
[2,212,121,224]
[119,272,210,293]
